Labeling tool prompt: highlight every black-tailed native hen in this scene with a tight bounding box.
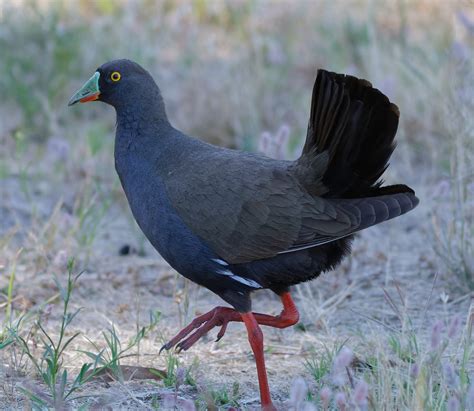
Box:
[69,59,419,410]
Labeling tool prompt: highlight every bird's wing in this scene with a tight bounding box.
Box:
[163,147,357,264]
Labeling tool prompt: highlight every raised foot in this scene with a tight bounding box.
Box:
[159,306,240,353]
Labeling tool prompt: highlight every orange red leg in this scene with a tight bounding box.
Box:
[241,312,276,411]
[159,292,299,409]
[160,292,299,352]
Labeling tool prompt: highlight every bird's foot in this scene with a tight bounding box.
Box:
[160,306,240,353]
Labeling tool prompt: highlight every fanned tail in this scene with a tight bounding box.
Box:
[301,69,403,199]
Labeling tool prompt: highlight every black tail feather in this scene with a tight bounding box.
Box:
[302,69,400,198]
[278,189,419,255]
[335,190,419,232]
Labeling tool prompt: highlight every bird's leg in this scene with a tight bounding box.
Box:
[241,312,276,411]
[251,291,300,328]
[160,292,299,352]
[161,292,299,351]
[213,291,299,340]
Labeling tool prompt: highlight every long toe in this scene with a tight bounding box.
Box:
[175,318,221,352]
[161,306,239,353]
[160,310,215,353]
[175,307,240,351]
[215,321,229,342]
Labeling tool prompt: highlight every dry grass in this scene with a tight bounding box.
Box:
[0,0,473,409]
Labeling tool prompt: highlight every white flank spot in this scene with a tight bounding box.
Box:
[232,276,263,288]
[212,258,229,266]
[217,269,262,289]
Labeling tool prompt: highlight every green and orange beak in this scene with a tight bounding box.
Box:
[68,72,100,106]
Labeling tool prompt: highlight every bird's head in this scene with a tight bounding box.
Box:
[68,59,159,110]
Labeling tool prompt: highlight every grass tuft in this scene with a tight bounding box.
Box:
[13,259,87,409]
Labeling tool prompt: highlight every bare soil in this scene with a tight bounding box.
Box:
[1,161,471,410]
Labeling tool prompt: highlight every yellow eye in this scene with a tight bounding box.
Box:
[110,71,121,82]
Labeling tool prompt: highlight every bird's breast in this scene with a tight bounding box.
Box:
[114,147,218,281]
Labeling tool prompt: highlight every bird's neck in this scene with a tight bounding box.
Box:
[115,111,172,156]
[114,87,171,152]
[113,95,183,179]
[115,87,169,128]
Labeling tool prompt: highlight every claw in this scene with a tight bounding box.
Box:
[216,322,229,342]
[160,306,239,353]
[159,343,170,355]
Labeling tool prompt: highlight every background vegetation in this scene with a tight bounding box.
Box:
[0,0,473,409]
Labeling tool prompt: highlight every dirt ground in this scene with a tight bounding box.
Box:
[1,152,472,410]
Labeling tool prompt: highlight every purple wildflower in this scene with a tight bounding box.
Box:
[289,377,308,407]
[431,320,444,350]
[442,362,459,389]
[180,399,196,411]
[53,249,69,270]
[448,316,461,338]
[320,386,332,410]
[162,393,177,408]
[352,379,369,410]
[335,391,347,411]
[332,347,354,386]
[447,396,460,411]
[410,362,420,380]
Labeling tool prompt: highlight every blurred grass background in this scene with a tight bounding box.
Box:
[0,0,470,153]
[1,0,472,287]
[0,0,473,409]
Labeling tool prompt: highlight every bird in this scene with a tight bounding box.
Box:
[69,59,419,410]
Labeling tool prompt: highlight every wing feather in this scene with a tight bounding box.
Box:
[163,147,356,264]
